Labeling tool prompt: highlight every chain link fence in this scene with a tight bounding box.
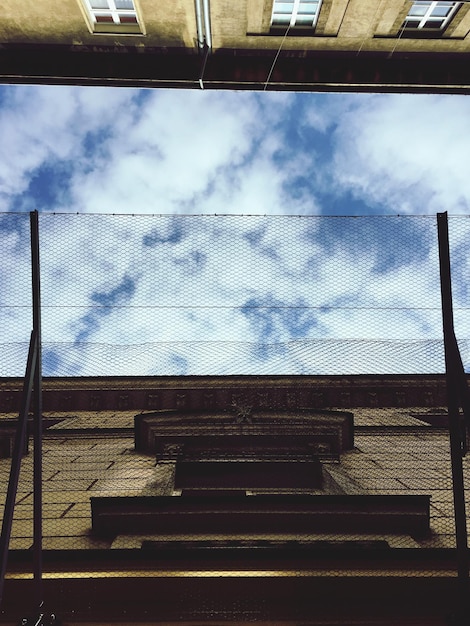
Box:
[1,212,470,622]
[4,213,470,376]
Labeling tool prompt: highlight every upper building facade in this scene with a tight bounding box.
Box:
[2,0,470,92]
[0,374,467,624]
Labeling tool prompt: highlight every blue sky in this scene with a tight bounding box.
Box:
[1,85,470,376]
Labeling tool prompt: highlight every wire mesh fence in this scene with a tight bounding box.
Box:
[1,212,470,622]
[4,212,470,376]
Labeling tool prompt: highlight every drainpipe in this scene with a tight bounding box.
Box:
[194,0,212,51]
[194,0,212,88]
[194,0,205,49]
[202,0,212,51]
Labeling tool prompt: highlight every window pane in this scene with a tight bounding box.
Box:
[119,14,138,23]
[90,0,110,8]
[95,14,114,22]
[425,19,445,27]
[273,2,295,13]
[295,15,314,25]
[298,2,318,12]
[431,5,453,17]
[408,5,428,16]
[404,19,421,28]
[115,0,135,9]
[272,15,290,24]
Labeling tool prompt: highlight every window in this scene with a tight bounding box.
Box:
[404,1,460,30]
[82,0,142,34]
[271,0,323,29]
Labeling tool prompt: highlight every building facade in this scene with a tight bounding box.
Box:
[0,374,468,624]
[2,1,470,91]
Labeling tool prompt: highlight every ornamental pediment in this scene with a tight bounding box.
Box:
[134,408,354,457]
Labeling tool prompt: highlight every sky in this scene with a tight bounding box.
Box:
[1,85,470,377]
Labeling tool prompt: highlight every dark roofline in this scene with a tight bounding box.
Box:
[2,45,470,93]
[0,372,450,386]
[0,373,451,413]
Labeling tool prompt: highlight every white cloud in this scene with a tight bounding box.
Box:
[0,86,137,210]
[0,85,319,216]
[64,90,305,215]
[326,94,470,214]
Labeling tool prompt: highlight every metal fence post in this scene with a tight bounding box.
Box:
[30,210,43,609]
[437,212,469,623]
[0,330,37,606]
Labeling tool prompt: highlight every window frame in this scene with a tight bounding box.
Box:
[403,0,461,31]
[270,0,324,31]
[81,0,143,34]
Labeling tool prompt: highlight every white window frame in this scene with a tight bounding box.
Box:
[404,1,461,30]
[81,0,142,34]
[271,0,323,29]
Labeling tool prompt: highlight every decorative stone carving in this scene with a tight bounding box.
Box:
[203,392,214,409]
[117,394,130,410]
[147,393,160,410]
[368,392,378,407]
[423,390,434,406]
[256,392,270,408]
[395,391,406,406]
[231,399,253,424]
[176,393,187,409]
[90,394,102,411]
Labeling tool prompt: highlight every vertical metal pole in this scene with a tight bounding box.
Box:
[0,331,37,606]
[453,343,470,455]
[437,212,469,591]
[30,210,43,608]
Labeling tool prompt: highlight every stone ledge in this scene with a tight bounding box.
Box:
[91,493,431,538]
